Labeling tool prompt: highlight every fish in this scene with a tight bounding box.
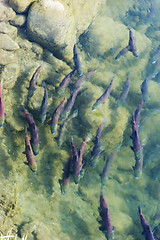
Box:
[99,192,114,240]
[91,120,105,168]
[134,99,143,126]
[59,153,72,195]
[130,117,143,178]
[20,106,39,155]
[40,82,48,123]
[71,139,79,182]
[24,130,37,173]
[73,44,83,76]
[141,78,149,103]
[58,109,78,147]
[128,28,138,57]
[57,69,77,96]
[100,149,119,186]
[117,73,130,107]
[138,206,155,240]
[50,97,67,134]
[72,71,95,89]
[27,64,42,98]
[115,46,129,60]
[0,79,5,127]
[92,77,114,111]
[60,86,81,120]
[73,137,90,184]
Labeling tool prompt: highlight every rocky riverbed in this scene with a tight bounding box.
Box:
[0,0,160,239]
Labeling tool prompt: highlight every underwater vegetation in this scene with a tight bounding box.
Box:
[1,0,160,239]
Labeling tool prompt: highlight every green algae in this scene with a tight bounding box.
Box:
[1,0,160,239]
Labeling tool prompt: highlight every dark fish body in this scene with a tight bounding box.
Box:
[117,74,130,106]
[99,193,114,240]
[92,78,114,111]
[59,154,72,194]
[60,86,81,120]
[73,71,95,89]
[141,78,149,103]
[71,140,79,183]
[115,46,129,60]
[40,84,48,123]
[58,110,78,147]
[24,131,37,173]
[27,65,42,98]
[20,106,39,155]
[91,121,105,168]
[73,44,83,76]
[101,150,117,186]
[138,207,155,240]
[57,69,76,95]
[50,97,67,134]
[0,80,5,127]
[73,137,89,184]
[128,28,138,57]
[130,118,143,178]
[134,99,143,126]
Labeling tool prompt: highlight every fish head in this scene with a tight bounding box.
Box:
[74,175,81,184]
[50,124,57,135]
[92,102,98,111]
[40,114,46,123]
[32,144,39,156]
[29,163,37,173]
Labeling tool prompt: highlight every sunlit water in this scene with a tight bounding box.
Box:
[1,0,160,239]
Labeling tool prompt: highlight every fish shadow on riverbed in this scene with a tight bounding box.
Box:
[59,200,92,240]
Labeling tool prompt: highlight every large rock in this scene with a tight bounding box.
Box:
[0,49,17,65]
[10,14,26,27]
[27,0,76,64]
[1,63,20,89]
[0,33,19,50]
[9,0,36,13]
[0,22,17,38]
[0,0,16,22]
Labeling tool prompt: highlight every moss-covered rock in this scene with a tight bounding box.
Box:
[10,14,26,27]
[1,63,20,89]
[0,22,17,38]
[9,0,36,13]
[0,33,19,50]
[0,49,18,65]
[0,0,16,22]
[27,0,76,64]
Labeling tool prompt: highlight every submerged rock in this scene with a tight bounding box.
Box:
[9,0,36,13]
[0,22,17,38]
[0,33,19,50]
[10,14,26,27]
[0,0,16,22]
[0,49,17,65]
[27,0,76,63]
[1,63,20,89]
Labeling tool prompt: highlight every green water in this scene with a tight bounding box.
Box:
[1,0,160,239]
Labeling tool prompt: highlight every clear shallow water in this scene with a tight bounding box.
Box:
[1,0,160,239]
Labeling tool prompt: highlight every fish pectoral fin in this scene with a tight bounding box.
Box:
[132,166,135,170]
[112,226,115,231]
[24,162,29,166]
[130,146,134,151]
